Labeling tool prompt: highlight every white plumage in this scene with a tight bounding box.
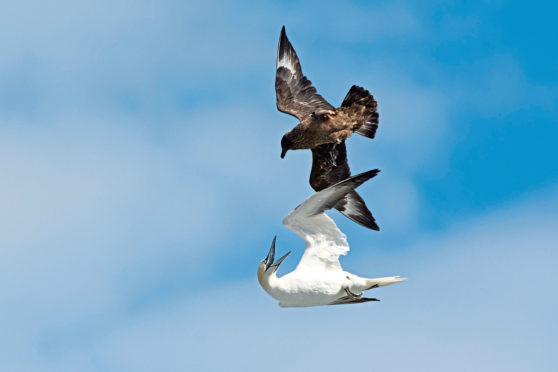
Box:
[276,36,296,74]
[257,170,406,307]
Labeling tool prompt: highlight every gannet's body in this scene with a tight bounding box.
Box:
[257,170,405,307]
[259,267,403,308]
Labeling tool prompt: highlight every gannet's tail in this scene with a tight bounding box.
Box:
[365,276,407,289]
[329,276,406,305]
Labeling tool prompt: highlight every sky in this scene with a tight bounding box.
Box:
[1,0,557,371]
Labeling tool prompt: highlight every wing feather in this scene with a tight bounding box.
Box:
[310,142,380,230]
[275,26,334,120]
[283,170,379,271]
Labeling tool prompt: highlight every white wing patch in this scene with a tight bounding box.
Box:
[281,170,379,272]
[276,49,297,74]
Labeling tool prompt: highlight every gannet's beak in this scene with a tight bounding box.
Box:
[270,250,291,272]
[264,236,291,272]
[280,147,288,159]
[263,235,277,270]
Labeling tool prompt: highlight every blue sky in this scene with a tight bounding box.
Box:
[1,1,557,371]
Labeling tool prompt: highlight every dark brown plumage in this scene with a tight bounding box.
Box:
[276,27,379,158]
[275,26,380,231]
[310,142,379,231]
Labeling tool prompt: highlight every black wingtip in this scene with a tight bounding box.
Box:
[331,170,381,231]
[344,214,380,231]
[336,190,380,231]
[277,26,290,63]
[329,296,380,305]
[330,169,380,191]
[355,169,380,183]
[279,26,288,47]
[370,220,380,231]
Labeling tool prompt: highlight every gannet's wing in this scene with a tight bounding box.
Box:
[275,26,334,121]
[283,169,380,271]
[310,142,380,231]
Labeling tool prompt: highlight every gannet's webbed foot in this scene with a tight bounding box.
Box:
[344,287,363,299]
[329,287,379,305]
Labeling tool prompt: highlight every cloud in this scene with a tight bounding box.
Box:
[28,184,554,372]
[0,1,556,371]
[0,114,224,360]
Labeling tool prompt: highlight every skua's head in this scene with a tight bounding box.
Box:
[280,134,292,158]
[280,128,306,158]
[257,236,291,284]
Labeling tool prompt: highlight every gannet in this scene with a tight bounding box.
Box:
[257,170,406,307]
[275,26,381,230]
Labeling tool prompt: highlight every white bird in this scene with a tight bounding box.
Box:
[257,170,406,307]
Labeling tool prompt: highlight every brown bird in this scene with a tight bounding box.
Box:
[275,26,381,231]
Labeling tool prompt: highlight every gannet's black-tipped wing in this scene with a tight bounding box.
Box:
[300,169,380,216]
[283,170,380,271]
[336,191,380,231]
[275,26,334,121]
[310,142,380,230]
[329,296,379,305]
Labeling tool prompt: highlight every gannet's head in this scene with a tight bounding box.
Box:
[257,236,291,286]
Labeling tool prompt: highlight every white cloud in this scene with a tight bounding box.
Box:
[2,183,551,372]
[87,185,558,372]
[0,114,224,346]
[0,2,555,371]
